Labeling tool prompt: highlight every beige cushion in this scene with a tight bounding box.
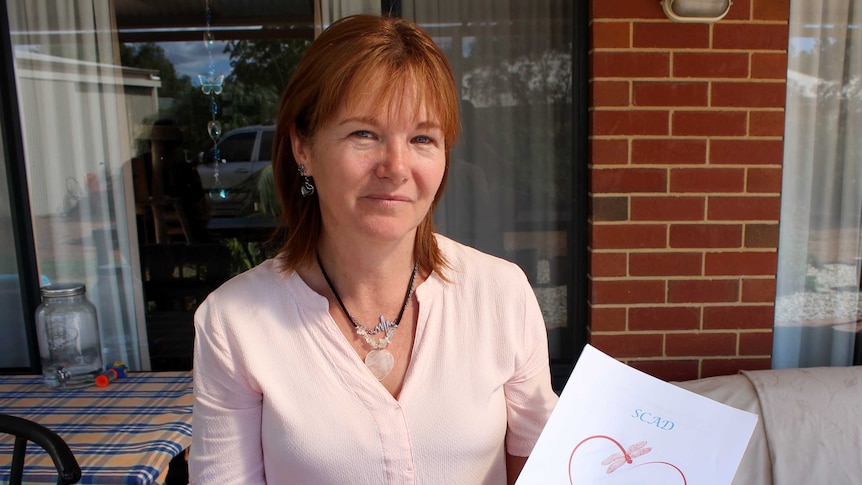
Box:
[674,373,773,485]
[741,367,862,485]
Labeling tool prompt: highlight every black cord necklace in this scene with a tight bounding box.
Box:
[317,253,418,380]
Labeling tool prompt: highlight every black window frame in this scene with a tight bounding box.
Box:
[0,0,42,374]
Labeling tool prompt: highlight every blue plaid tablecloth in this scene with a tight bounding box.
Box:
[0,372,193,485]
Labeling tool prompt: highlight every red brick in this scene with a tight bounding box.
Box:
[589,306,627,331]
[630,252,703,276]
[631,196,705,221]
[703,305,775,330]
[593,111,669,136]
[634,81,708,107]
[590,279,667,304]
[591,139,629,165]
[710,139,784,165]
[591,196,629,221]
[752,53,789,79]
[712,82,787,108]
[724,0,751,21]
[592,52,670,78]
[633,22,710,49]
[632,139,707,165]
[745,223,779,248]
[666,332,737,356]
[750,111,785,136]
[590,333,664,358]
[669,223,743,248]
[705,251,777,276]
[753,0,789,21]
[739,331,774,355]
[591,167,667,192]
[590,252,627,277]
[741,278,776,302]
[592,81,630,106]
[747,168,783,193]
[672,111,747,136]
[673,52,749,79]
[629,306,701,331]
[701,358,771,377]
[714,24,789,50]
[668,279,739,303]
[592,224,667,249]
[630,360,699,381]
[592,0,665,19]
[708,196,781,220]
[670,168,745,193]
[592,21,630,49]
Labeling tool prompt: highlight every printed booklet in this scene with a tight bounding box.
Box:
[517,344,758,485]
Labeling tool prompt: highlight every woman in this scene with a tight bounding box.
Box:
[190,14,558,484]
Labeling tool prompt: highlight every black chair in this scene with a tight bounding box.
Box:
[0,413,81,484]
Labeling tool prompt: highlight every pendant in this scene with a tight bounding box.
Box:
[365,349,395,381]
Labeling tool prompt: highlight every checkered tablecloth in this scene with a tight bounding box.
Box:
[0,371,193,485]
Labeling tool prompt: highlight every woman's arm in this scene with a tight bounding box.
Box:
[503,268,559,483]
[189,298,266,484]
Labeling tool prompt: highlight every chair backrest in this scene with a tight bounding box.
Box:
[0,413,81,485]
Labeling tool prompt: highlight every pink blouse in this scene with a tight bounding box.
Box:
[190,235,558,484]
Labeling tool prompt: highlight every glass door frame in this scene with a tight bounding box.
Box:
[0,0,41,373]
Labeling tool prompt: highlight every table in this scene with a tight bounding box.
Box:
[0,372,192,484]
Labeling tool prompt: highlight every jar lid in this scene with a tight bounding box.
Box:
[40,283,86,297]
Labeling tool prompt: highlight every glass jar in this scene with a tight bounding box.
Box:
[35,283,103,389]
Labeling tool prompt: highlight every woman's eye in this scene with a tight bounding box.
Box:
[352,130,374,139]
[412,135,433,144]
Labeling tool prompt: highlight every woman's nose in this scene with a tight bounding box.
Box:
[376,142,409,182]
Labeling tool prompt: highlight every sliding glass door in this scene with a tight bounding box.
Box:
[1,0,585,383]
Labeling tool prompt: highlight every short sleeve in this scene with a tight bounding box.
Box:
[189,296,266,484]
[503,273,559,456]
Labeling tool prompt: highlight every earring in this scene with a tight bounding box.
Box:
[298,164,315,197]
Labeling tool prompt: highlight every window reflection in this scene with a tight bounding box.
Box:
[5,0,580,373]
[120,33,312,370]
[0,120,31,369]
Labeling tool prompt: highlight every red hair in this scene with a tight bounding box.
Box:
[270,15,459,276]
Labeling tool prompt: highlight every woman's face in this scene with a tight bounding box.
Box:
[291,86,446,248]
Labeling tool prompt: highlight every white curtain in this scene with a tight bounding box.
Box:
[7,1,145,369]
[402,0,572,254]
[774,1,862,367]
[402,0,574,359]
[315,0,380,35]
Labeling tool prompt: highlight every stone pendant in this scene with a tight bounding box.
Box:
[365,349,395,381]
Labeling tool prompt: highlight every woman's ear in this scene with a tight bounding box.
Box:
[289,124,312,173]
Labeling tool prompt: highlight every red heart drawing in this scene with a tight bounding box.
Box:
[568,435,687,484]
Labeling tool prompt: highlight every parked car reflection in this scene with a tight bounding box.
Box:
[197,123,275,218]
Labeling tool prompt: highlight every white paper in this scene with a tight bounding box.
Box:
[517,345,758,485]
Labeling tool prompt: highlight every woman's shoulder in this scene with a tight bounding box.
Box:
[206,258,289,303]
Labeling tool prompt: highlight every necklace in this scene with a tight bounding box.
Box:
[317,254,418,381]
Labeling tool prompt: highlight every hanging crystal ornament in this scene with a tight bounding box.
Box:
[201,0,226,200]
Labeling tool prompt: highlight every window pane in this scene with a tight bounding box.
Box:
[8,0,143,369]
[116,7,313,370]
[0,118,30,368]
[218,132,256,163]
[774,1,862,367]
[406,0,576,361]
[259,128,274,163]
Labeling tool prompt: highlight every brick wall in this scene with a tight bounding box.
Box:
[588,0,790,380]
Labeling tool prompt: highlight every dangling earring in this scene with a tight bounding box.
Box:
[298,164,315,197]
